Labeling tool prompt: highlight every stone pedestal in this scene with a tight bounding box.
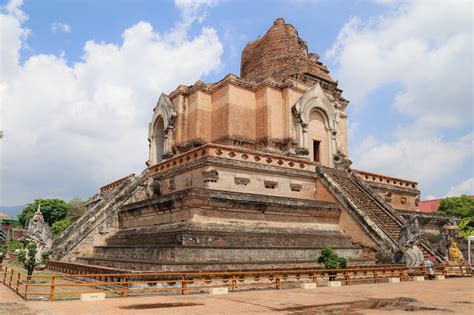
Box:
[323,281,341,287]
[209,287,228,295]
[301,283,317,289]
[413,276,425,282]
[388,277,400,283]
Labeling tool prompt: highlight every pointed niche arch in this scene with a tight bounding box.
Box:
[292,83,339,167]
[147,93,177,166]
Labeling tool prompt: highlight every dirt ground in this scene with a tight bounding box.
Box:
[1,277,473,314]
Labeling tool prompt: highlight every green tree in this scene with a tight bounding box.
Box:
[51,219,71,236]
[18,199,69,227]
[317,245,347,269]
[17,242,39,275]
[436,195,474,238]
[66,198,86,223]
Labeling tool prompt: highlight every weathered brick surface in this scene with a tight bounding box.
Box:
[241,18,333,83]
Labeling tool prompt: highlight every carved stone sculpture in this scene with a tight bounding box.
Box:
[398,215,424,266]
[25,206,53,262]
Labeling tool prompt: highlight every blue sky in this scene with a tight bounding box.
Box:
[0,0,472,206]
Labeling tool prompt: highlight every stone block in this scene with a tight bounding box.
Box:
[388,277,400,283]
[322,281,341,287]
[301,283,317,289]
[80,293,105,302]
[435,275,445,280]
[209,287,228,295]
[413,276,425,282]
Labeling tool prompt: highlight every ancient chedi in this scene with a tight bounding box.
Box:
[51,19,453,271]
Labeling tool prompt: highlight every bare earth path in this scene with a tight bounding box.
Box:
[1,278,473,314]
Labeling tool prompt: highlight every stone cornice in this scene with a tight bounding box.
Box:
[120,188,340,214]
[167,73,345,104]
[148,143,317,177]
[354,169,418,190]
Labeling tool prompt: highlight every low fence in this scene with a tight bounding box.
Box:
[1,262,469,302]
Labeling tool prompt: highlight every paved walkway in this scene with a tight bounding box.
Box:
[1,278,473,314]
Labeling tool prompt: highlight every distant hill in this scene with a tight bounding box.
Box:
[0,205,26,218]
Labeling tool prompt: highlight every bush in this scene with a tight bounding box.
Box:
[436,195,474,238]
[51,219,71,236]
[317,245,347,269]
[17,242,39,275]
[7,240,24,252]
[41,251,49,265]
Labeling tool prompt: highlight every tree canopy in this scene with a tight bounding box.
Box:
[18,199,69,227]
[436,195,474,238]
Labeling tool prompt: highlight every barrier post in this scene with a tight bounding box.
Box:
[24,276,29,300]
[181,273,187,295]
[9,268,13,287]
[121,276,127,298]
[49,276,56,302]
[231,274,237,292]
[16,272,20,293]
[2,266,7,284]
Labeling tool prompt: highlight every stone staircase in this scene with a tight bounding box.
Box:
[51,171,148,261]
[318,166,441,262]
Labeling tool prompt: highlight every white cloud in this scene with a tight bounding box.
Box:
[326,0,472,127]
[327,0,473,197]
[0,0,223,205]
[51,21,71,33]
[446,178,474,197]
[353,133,473,185]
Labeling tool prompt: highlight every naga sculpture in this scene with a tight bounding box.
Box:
[398,215,424,266]
[25,206,53,262]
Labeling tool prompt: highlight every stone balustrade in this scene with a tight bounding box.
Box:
[354,169,418,189]
[149,144,316,176]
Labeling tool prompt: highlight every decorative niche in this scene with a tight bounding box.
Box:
[202,167,219,183]
[290,183,302,192]
[401,196,407,205]
[234,177,250,186]
[168,177,176,191]
[264,180,278,189]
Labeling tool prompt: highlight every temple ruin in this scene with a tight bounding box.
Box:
[50,18,455,271]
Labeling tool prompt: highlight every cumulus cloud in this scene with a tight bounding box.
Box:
[51,21,71,33]
[327,0,473,197]
[446,178,474,197]
[0,0,223,205]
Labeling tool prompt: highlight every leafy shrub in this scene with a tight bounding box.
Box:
[51,219,71,236]
[317,245,347,269]
[17,242,38,275]
[7,240,24,252]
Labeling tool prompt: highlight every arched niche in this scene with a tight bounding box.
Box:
[307,109,331,165]
[147,93,177,166]
[292,83,339,167]
[154,117,165,163]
